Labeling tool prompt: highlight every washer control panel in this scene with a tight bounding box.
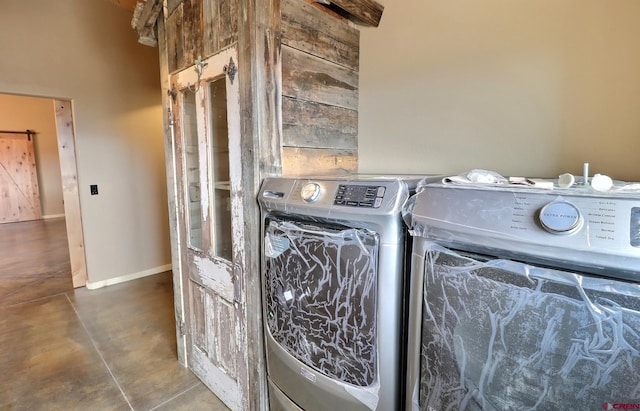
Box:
[334,184,386,208]
[411,184,640,278]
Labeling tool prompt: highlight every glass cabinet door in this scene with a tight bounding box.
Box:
[182,90,203,250]
[170,48,244,409]
[208,78,232,261]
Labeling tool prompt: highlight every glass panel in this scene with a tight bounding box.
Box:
[420,244,640,410]
[182,90,202,250]
[263,217,380,386]
[208,78,232,261]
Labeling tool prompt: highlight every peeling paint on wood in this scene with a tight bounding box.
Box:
[191,254,234,302]
[170,48,244,410]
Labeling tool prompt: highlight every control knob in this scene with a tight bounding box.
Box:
[301,183,321,203]
[539,201,583,234]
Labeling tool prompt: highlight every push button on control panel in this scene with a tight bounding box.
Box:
[334,184,386,208]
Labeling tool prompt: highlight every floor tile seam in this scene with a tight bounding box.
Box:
[146,381,203,411]
[0,290,71,310]
[64,293,135,411]
[0,273,69,297]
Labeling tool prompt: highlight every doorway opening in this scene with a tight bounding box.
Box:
[0,93,87,301]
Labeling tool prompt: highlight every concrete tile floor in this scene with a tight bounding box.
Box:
[0,218,73,307]
[0,271,229,411]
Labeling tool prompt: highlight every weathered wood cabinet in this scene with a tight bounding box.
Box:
[140,0,383,409]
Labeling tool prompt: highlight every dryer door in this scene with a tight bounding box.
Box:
[263,216,380,387]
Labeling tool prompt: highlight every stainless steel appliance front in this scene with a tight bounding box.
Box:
[259,175,428,411]
[405,182,640,410]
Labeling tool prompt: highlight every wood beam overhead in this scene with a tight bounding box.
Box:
[131,0,163,46]
[316,0,384,27]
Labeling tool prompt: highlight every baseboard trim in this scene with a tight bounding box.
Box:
[43,214,66,219]
[85,264,172,290]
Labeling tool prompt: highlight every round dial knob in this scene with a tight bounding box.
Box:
[539,201,583,234]
[300,183,321,203]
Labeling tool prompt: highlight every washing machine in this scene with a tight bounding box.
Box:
[258,175,441,411]
[404,179,640,410]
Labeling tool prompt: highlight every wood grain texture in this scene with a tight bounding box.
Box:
[282,96,356,149]
[237,0,279,408]
[166,4,184,74]
[282,0,359,71]
[203,0,238,57]
[321,0,384,27]
[0,133,42,223]
[282,146,356,176]
[157,15,187,366]
[53,100,88,288]
[167,0,185,14]
[167,0,239,74]
[182,0,203,69]
[132,0,163,46]
[282,45,358,110]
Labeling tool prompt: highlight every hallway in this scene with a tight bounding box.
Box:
[0,219,228,410]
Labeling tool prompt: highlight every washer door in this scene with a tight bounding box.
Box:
[416,243,640,410]
[263,216,380,387]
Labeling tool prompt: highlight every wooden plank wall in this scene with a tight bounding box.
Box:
[280,0,360,175]
[165,0,238,74]
[165,0,361,175]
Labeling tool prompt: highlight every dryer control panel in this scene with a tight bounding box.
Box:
[334,184,386,208]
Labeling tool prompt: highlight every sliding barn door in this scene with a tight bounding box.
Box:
[0,133,41,223]
[170,48,246,410]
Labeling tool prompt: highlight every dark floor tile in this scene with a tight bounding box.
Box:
[69,272,200,410]
[0,295,129,410]
[152,381,230,411]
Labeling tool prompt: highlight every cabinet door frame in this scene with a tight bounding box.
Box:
[170,46,246,410]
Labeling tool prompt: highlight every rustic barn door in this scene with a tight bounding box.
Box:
[170,48,245,409]
[0,132,42,224]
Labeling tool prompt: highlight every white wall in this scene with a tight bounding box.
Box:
[359,0,640,181]
[0,0,170,283]
[0,94,64,217]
